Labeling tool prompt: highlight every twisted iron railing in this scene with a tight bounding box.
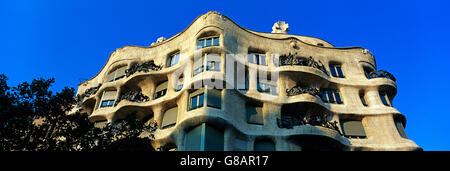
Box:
[114,90,150,106]
[75,84,102,107]
[277,113,341,135]
[369,70,396,82]
[279,53,328,76]
[125,61,162,77]
[286,85,320,96]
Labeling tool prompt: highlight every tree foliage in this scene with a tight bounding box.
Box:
[0,74,155,151]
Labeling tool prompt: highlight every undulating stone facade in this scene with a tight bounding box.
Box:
[72,11,420,151]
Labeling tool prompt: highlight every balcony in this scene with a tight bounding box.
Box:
[278,53,328,76]
[125,61,162,77]
[367,70,396,82]
[278,102,341,134]
[286,85,320,97]
[114,90,150,106]
[75,83,102,107]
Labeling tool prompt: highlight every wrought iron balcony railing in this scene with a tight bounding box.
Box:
[75,83,102,107]
[125,61,162,77]
[279,53,328,76]
[277,113,341,135]
[368,70,396,82]
[114,90,150,106]
[286,85,320,97]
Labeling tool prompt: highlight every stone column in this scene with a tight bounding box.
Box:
[223,127,235,151]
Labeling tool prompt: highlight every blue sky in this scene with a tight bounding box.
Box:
[1,0,449,150]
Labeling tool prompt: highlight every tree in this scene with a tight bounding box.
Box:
[0,74,155,151]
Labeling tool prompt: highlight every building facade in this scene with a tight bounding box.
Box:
[73,11,420,151]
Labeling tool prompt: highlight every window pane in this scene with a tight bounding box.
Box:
[327,90,335,103]
[255,55,260,65]
[342,120,366,138]
[334,91,342,104]
[270,85,277,95]
[248,54,254,63]
[194,66,203,76]
[206,61,213,71]
[329,66,337,77]
[204,124,224,151]
[205,38,212,47]
[174,53,180,65]
[214,62,220,71]
[319,91,328,103]
[176,84,183,91]
[197,39,204,48]
[207,89,221,109]
[213,37,219,46]
[336,66,344,78]
[101,101,108,108]
[380,91,389,106]
[360,94,368,106]
[184,124,203,151]
[190,96,197,110]
[260,55,266,66]
[198,94,204,107]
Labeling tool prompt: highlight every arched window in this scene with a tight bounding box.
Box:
[197,36,220,49]
[379,90,391,106]
[154,80,168,99]
[363,66,375,79]
[329,63,345,78]
[99,90,117,108]
[106,66,127,82]
[166,52,180,68]
[359,90,368,107]
[161,106,178,129]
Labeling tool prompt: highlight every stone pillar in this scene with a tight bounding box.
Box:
[223,127,235,151]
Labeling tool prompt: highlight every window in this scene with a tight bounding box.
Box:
[341,119,367,138]
[319,88,343,104]
[154,81,168,99]
[363,66,375,79]
[106,66,127,82]
[329,64,345,78]
[394,115,407,138]
[257,74,277,95]
[161,106,178,129]
[235,64,249,90]
[359,91,368,107]
[193,53,221,76]
[176,77,183,92]
[99,90,117,109]
[248,53,267,66]
[100,100,114,108]
[189,89,204,110]
[197,36,220,49]
[379,90,391,106]
[167,52,180,68]
[246,104,263,125]
[254,140,275,151]
[206,89,221,109]
[188,88,221,110]
[184,123,224,151]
